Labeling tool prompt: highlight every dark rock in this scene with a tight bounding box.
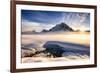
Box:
[21,44,46,57]
[21,49,36,58]
[85,30,90,32]
[41,29,49,32]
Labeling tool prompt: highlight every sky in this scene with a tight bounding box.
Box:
[21,10,90,32]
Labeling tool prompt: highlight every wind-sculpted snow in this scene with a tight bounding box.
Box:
[43,41,90,57]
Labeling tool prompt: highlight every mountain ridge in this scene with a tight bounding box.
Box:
[22,22,74,34]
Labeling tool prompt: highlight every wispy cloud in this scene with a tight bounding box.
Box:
[21,10,90,31]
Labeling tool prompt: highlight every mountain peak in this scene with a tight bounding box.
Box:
[49,22,73,32]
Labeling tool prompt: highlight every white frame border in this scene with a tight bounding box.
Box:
[16,4,95,69]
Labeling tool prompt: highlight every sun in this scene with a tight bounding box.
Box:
[80,28,86,32]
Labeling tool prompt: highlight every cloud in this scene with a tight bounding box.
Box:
[78,13,89,23]
[71,23,90,31]
[22,19,55,32]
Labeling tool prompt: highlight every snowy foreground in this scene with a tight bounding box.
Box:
[21,32,90,63]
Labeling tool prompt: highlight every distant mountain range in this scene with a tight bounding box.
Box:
[22,22,74,34]
[22,30,38,34]
[22,22,89,34]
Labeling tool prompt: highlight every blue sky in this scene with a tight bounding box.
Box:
[21,10,90,32]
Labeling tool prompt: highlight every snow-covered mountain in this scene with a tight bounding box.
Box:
[49,22,74,32]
